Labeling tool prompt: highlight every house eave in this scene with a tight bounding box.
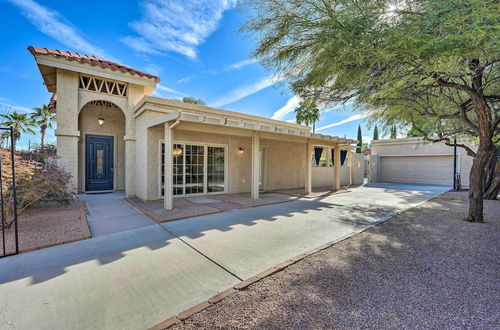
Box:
[34,55,158,88]
[135,96,357,146]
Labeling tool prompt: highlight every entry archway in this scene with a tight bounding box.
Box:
[78,100,126,192]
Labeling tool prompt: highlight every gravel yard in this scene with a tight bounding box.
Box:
[172,191,500,329]
[0,200,89,254]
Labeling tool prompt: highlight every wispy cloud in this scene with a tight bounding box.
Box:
[122,0,237,59]
[0,101,33,114]
[8,0,111,59]
[322,101,354,113]
[224,58,257,71]
[316,113,369,132]
[177,75,196,84]
[211,75,282,108]
[177,58,257,84]
[271,96,301,120]
[153,84,186,97]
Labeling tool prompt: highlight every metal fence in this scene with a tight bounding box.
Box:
[0,126,19,257]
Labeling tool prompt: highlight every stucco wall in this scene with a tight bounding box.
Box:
[55,69,80,188]
[260,138,305,191]
[312,152,364,187]
[53,68,150,194]
[370,138,475,187]
[77,104,126,191]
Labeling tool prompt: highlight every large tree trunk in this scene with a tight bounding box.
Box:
[484,175,500,200]
[483,145,500,200]
[468,153,487,222]
[467,96,493,223]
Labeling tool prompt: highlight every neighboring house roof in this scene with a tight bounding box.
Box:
[48,93,57,110]
[28,46,160,82]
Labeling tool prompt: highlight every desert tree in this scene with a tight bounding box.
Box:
[182,96,207,106]
[242,0,499,222]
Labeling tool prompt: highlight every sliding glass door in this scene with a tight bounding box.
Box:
[160,142,226,197]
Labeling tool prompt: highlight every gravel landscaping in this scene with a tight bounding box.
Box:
[0,200,89,255]
[171,191,500,329]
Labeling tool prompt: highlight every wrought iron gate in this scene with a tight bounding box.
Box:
[0,126,19,257]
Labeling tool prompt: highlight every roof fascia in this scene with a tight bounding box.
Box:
[34,55,157,88]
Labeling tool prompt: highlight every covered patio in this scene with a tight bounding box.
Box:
[134,97,357,211]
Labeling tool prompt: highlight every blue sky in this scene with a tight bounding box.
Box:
[0,0,376,149]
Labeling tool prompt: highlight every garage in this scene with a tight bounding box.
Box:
[379,155,454,186]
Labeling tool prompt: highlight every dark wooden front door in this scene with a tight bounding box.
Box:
[86,135,114,191]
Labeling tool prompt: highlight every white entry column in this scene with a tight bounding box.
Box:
[305,140,312,194]
[334,145,341,191]
[251,131,260,199]
[164,123,174,210]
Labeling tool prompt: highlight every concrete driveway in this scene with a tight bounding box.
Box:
[0,183,449,330]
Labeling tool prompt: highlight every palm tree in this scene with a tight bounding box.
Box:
[0,111,35,151]
[294,99,320,133]
[31,104,55,153]
[0,130,10,149]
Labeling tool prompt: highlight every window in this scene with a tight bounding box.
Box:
[96,149,104,175]
[160,142,226,197]
[207,146,225,192]
[185,145,204,195]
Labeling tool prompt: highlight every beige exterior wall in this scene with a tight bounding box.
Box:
[52,68,151,193]
[260,138,305,191]
[311,151,364,187]
[370,138,475,187]
[55,69,80,189]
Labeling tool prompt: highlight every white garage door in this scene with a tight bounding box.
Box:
[380,156,454,185]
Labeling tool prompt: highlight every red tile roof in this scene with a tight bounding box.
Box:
[48,93,57,110]
[28,46,160,82]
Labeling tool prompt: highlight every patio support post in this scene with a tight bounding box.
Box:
[164,123,173,210]
[305,140,312,194]
[334,144,341,191]
[251,131,260,199]
[349,149,353,186]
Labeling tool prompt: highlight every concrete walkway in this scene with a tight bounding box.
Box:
[0,183,449,330]
[80,192,157,236]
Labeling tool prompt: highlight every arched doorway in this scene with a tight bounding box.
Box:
[78,100,126,192]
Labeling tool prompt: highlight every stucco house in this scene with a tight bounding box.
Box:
[28,46,362,210]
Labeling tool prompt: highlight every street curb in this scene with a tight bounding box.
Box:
[148,190,449,330]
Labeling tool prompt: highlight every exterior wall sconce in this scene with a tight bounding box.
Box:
[238,147,244,154]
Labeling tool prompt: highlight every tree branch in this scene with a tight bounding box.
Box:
[411,121,477,157]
